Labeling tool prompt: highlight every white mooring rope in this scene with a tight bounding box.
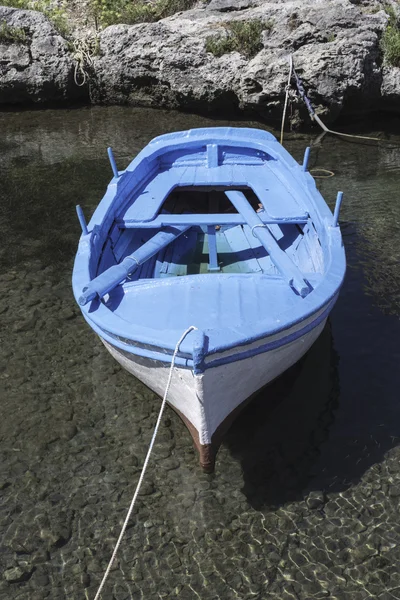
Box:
[93,325,198,600]
[280,54,293,145]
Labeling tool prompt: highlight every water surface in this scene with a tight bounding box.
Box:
[0,107,400,600]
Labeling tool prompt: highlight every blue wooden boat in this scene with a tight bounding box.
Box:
[72,127,346,471]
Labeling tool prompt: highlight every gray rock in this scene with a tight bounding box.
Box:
[13,308,39,333]
[0,7,86,105]
[3,1,395,121]
[306,490,325,509]
[162,457,180,470]
[137,481,155,496]
[130,564,143,581]
[143,520,154,528]
[90,0,391,122]
[389,485,400,497]
[31,570,50,588]
[352,544,379,564]
[3,565,33,583]
[60,423,78,441]
[207,0,259,12]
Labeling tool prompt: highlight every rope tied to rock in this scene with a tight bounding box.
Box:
[280,54,382,144]
[92,325,198,600]
[72,38,96,88]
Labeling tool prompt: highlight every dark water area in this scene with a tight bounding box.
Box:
[0,106,400,600]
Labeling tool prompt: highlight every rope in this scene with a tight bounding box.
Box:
[72,38,96,87]
[280,55,294,145]
[312,113,382,143]
[290,59,382,143]
[128,256,141,268]
[309,168,335,178]
[92,325,198,600]
[292,64,315,117]
[251,224,268,237]
[74,60,87,87]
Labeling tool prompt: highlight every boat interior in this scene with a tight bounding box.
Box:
[99,180,324,284]
[81,142,329,332]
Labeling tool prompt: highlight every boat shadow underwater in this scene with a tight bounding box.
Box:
[223,304,400,509]
[222,321,341,509]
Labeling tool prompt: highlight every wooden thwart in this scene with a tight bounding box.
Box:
[117,213,308,228]
[225,190,311,297]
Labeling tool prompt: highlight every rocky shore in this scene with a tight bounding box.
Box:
[0,0,399,125]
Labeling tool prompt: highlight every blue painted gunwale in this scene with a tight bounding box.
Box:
[72,127,346,371]
[81,293,338,375]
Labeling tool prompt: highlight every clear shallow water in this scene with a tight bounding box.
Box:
[0,107,400,600]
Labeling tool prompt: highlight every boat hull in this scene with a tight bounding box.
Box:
[101,317,327,471]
